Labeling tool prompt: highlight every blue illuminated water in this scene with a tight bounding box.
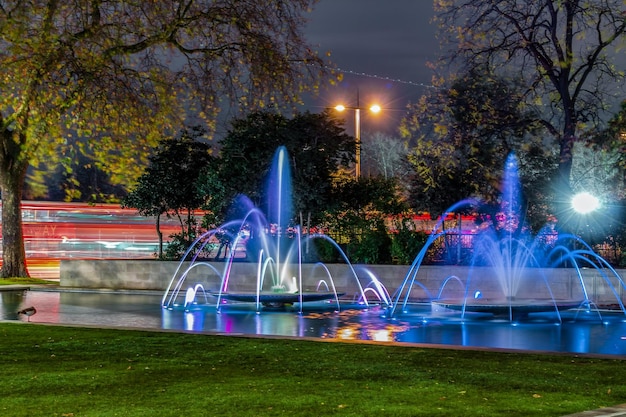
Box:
[163,146,376,313]
[3,289,626,357]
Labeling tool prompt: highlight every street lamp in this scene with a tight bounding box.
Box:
[334,96,381,178]
[571,192,601,215]
[571,191,602,247]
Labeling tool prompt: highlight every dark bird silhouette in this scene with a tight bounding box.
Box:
[17,306,36,321]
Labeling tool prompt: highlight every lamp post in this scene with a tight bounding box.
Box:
[334,93,381,178]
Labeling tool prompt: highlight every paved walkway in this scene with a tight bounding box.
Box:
[562,404,626,416]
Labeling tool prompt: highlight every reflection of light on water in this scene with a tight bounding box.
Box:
[367,324,411,342]
[309,308,412,342]
[369,329,392,342]
[10,291,626,356]
[335,323,411,342]
[255,312,301,337]
[337,325,358,340]
[20,291,61,322]
[185,311,205,331]
[185,312,195,330]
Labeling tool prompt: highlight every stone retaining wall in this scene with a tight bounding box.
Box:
[60,260,626,303]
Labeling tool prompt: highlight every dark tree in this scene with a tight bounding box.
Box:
[402,68,550,216]
[594,100,626,182]
[216,111,354,225]
[29,152,126,203]
[122,127,214,258]
[433,0,626,197]
[322,176,407,264]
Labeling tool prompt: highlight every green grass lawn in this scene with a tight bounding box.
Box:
[0,277,57,286]
[1,323,624,417]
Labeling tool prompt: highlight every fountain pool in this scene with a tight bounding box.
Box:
[162,147,385,313]
[3,288,626,357]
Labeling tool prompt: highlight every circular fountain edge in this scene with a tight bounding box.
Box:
[218,291,346,305]
[432,299,585,318]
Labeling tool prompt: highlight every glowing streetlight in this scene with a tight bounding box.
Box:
[571,192,601,214]
[333,99,381,178]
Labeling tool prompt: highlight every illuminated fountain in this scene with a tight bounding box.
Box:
[162,147,387,313]
[389,154,626,322]
[10,153,626,354]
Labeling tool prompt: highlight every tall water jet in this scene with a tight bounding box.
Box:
[265,147,292,282]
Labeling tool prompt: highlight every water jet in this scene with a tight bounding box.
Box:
[162,147,386,313]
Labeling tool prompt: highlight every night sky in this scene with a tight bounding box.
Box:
[302,0,440,135]
[302,1,626,136]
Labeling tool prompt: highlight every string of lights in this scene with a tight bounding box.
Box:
[331,66,436,89]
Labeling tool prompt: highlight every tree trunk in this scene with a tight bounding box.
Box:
[0,130,30,278]
[558,99,577,195]
[558,131,575,193]
[554,112,577,234]
[155,214,163,259]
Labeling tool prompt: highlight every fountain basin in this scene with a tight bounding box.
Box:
[218,291,346,307]
[432,299,585,319]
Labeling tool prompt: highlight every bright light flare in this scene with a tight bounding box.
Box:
[571,192,600,214]
[333,104,382,113]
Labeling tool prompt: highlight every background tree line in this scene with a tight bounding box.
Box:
[19,99,626,266]
[120,110,422,264]
[122,102,624,266]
